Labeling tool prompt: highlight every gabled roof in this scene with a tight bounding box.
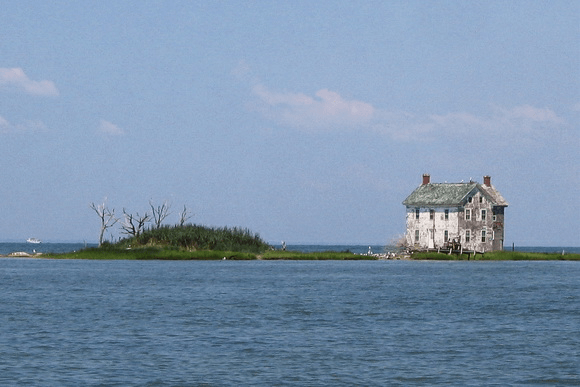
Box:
[403,182,508,207]
[479,184,508,206]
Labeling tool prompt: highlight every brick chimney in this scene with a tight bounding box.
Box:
[483,175,491,187]
[422,173,431,185]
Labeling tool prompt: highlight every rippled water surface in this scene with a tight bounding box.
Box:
[1,259,578,386]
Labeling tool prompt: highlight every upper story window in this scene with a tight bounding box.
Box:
[444,209,449,220]
[480,196,484,203]
[415,208,420,220]
[481,229,486,242]
[481,209,487,221]
[468,197,473,203]
[429,209,434,220]
[465,209,471,220]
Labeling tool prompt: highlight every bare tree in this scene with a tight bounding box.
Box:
[90,201,118,246]
[150,200,171,229]
[178,205,193,227]
[121,209,151,237]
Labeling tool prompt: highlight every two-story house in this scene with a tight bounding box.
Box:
[402,174,508,252]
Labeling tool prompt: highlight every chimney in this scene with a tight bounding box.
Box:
[483,175,491,187]
[422,173,431,185]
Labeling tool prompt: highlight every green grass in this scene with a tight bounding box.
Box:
[479,251,580,261]
[410,252,470,260]
[410,250,580,261]
[260,250,375,260]
[45,247,372,261]
[46,246,257,260]
[120,224,271,253]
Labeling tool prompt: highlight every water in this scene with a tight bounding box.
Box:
[0,242,97,256]
[1,259,578,386]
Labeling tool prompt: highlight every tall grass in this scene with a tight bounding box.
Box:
[118,224,271,253]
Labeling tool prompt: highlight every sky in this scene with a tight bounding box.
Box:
[1,1,578,246]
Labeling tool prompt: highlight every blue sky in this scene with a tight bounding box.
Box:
[1,1,578,246]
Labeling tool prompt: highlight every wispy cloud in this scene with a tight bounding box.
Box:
[0,114,47,133]
[0,68,59,96]
[249,82,566,144]
[251,84,375,131]
[98,119,125,136]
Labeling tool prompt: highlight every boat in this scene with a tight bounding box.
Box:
[26,238,42,244]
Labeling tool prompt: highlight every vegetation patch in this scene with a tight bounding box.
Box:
[261,250,375,260]
[45,224,268,260]
[478,251,580,261]
[46,246,257,260]
[410,250,580,261]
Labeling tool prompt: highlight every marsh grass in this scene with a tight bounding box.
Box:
[411,251,580,261]
[261,250,374,260]
[47,246,257,260]
[479,251,580,261]
[123,224,270,253]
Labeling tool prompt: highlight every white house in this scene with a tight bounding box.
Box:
[402,174,508,252]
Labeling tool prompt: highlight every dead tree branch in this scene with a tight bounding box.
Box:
[178,205,193,227]
[150,200,171,229]
[121,209,151,237]
[90,201,118,246]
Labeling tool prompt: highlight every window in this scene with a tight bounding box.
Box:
[481,209,487,221]
[481,230,486,242]
[444,230,449,242]
[444,209,449,220]
[468,197,472,203]
[415,208,420,220]
[465,230,471,242]
[493,215,497,221]
[465,209,471,220]
[429,209,434,220]
[479,196,483,203]
[415,230,420,242]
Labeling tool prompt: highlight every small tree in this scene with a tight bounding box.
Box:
[389,234,409,251]
[90,201,118,247]
[150,200,171,229]
[178,205,193,227]
[121,209,151,237]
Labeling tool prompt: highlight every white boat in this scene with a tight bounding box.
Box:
[26,238,42,244]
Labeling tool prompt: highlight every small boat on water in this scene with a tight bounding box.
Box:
[26,238,42,244]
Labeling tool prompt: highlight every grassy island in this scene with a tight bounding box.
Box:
[44,224,371,260]
[35,224,579,261]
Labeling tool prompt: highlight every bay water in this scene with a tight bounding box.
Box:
[1,258,579,386]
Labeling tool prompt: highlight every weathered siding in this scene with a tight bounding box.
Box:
[491,206,505,251]
[458,190,495,252]
[405,207,460,249]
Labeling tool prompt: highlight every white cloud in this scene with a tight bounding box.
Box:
[98,119,125,136]
[247,81,566,144]
[251,84,375,130]
[0,68,59,96]
[0,114,47,133]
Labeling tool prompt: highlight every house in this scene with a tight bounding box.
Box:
[402,174,508,252]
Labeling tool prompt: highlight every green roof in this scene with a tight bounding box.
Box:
[403,182,508,207]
